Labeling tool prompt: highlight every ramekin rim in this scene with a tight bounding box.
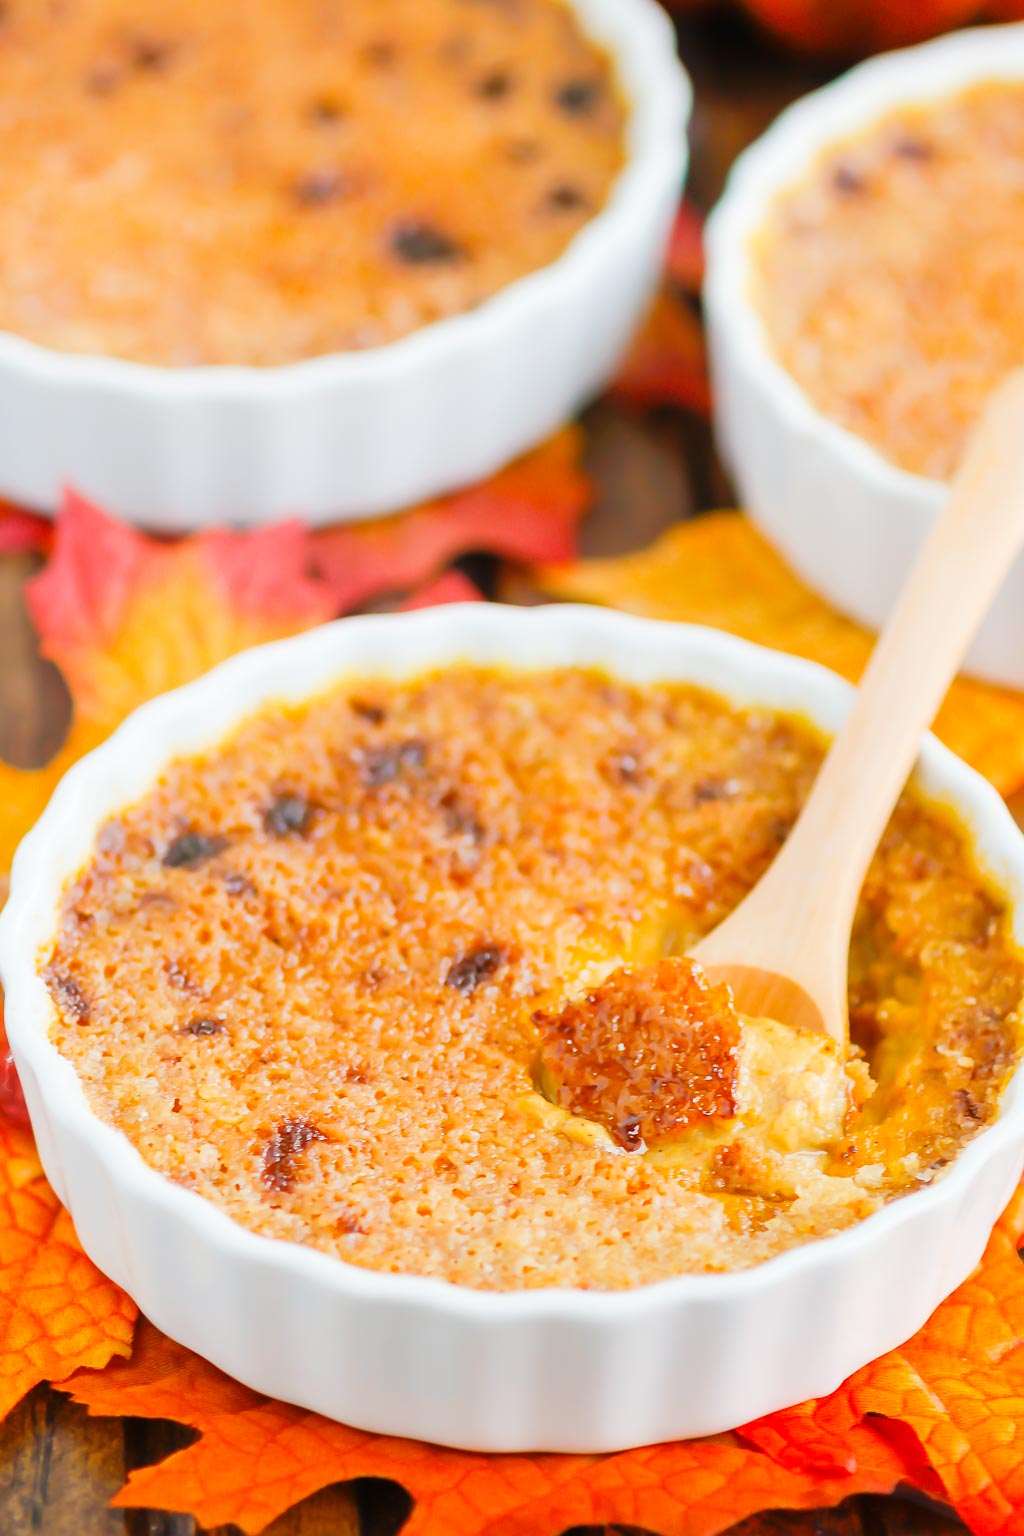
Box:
[2,601,1023,1323]
[0,0,689,400]
[703,21,1024,511]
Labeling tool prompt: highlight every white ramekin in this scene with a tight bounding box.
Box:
[705,25,1024,692]
[2,604,1024,1452]
[0,0,688,533]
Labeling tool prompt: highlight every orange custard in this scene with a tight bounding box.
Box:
[0,0,625,365]
[44,668,1023,1289]
[754,82,1024,480]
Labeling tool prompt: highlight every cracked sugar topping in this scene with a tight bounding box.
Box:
[45,667,1024,1289]
[0,0,624,365]
[754,80,1024,480]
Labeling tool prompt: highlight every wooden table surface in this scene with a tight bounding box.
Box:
[0,11,975,1534]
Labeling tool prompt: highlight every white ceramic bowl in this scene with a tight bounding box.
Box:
[0,0,688,533]
[705,25,1024,691]
[3,605,1024,1451]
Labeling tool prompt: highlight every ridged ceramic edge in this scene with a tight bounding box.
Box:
[3,606,1024,1449]
[704,23,1024,690]
[0,0,689,530]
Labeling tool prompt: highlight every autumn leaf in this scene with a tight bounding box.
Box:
[0,504,51,558]
[400,570,483,610]
[611,202,710,416]
[0,493,336,882]
[742,1194,1024,1536]
[611,289,712,416]
[0,1118,135,1417]
[541,512,1024,796]
[63,1319,916,1536]
[665,200,706,293]
[311,428,590,613]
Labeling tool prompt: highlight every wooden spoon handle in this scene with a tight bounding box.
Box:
[785,368,1024,928]
[694,369,1024,1037]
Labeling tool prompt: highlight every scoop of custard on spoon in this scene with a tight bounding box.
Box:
[535,370,1024,1155]
[693,368,1024,1045]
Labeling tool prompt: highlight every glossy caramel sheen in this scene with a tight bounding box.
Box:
[0,0,624,365]
[45,668,1023,1289]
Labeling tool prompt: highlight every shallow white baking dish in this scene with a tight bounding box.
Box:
[2,604,1024,1452]
[0,0,688,533]
[705,25,1024,691]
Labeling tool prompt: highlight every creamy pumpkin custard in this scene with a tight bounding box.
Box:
[44,668,1023,1290]
[754,81,1024,481]
[0,0,624,366]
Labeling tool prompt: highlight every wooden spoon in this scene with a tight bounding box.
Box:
[691,369,1024,1045]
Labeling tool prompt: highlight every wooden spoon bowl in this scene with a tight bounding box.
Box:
[692,369,1024,1043]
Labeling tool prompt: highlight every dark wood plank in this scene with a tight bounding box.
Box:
[0,553,70,773]
[0,1385,126,1534]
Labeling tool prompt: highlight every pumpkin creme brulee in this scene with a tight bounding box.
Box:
[43,668,1023,1289]
[754,80,1024,481]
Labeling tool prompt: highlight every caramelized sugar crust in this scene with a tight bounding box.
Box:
[45,668,1023,1289]
[754,82,1024,480]
[0,0,624,365]
[534,959,742,1151]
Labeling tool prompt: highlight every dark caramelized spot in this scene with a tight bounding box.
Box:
[358,738,427,788]
[693,776,737,805]
[533,959,741,1152]
[183,1017,224,1038]
[261,1117,326,1192]
[308,95,344,125]
[445,943,506,993]
[224,871,255,898]
[351,697,387,724]
[555,78,600,115]
[389,221,464,265]
[440,789,486,843]
[45,970,91,1024]
[893,134,934,161]
[264,795,313,837]
[476,69,513,100]
[954,1086,983,1123]
[606,748,644,787]
[547,182,588,212]
[129,34,174,71]
[162,832,227,870]
[832,164,866,196]
[294,167,346,207]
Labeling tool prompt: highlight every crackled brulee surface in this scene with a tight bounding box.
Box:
[754,81,1024,481]
[45,668,1023,1290]
[0,0,624,365]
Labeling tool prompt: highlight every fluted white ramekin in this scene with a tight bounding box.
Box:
[705,25,1024,691]
[2,604,1024,1452]
[0,0,687,533]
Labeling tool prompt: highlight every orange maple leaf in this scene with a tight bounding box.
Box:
[0,1118,135,1417]
[541,512,1024,796]
[742,1193,1024,1536]
[63,1319,915,1536]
